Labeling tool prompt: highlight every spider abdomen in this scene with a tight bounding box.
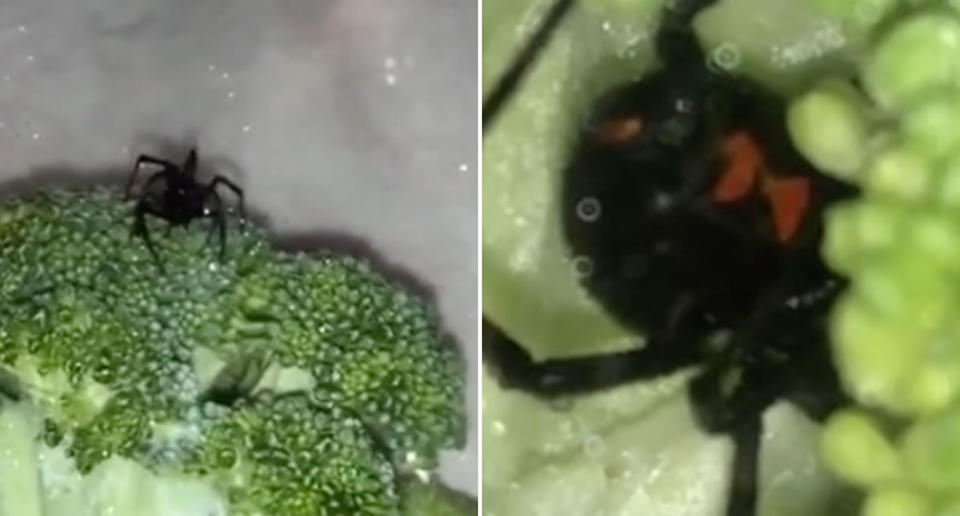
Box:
[562,69,854,347]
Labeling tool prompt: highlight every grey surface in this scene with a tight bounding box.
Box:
[0,0,477,495]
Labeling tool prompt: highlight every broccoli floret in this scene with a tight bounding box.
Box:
[0,188,468,515]
[181,393,397,515]
[792,1,960,513]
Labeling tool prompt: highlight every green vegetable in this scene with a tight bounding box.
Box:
[861,488,931,516]
[810,0,900,32]
[482,369,856,516]
[789,0,960,512]
[862,11,960,111]
[903,410,960,491]
[0,188,468,515]
[788,78,870,179]
[864,143,933,202]
[819,410,901,487]
[903,91,960,159]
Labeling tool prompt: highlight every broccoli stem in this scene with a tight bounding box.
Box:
[0,402,43,516]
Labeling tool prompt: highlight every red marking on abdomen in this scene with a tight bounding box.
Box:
[713,131,762,202]
[596,117,644,144]
[764,177,811,243]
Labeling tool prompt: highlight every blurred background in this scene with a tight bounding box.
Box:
[0,0,477,495]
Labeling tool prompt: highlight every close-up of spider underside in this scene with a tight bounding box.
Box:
[482,0,861,514]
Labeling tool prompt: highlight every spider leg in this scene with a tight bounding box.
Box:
[209,175,246,221]
[183,148,199,178]
[665,0,723,22]
[738,281,849,425]
[482,0,575,132]
[215,199,227,261]
[129,170,173,272]
[725,416,761,516]
[125,155,177,200]
[132,201,165,273]
[655,0,722,65]
[202,190,228,260]
[782,343,849,423]
[685,292,810,434]
[688,356,790,435]
[484,319,700,397]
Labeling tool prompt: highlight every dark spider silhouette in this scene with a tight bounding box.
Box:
[124,148,246,271]
[483,0,859,514]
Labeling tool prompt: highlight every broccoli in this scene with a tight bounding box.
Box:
[0,187,468,515]
[790,1,960,513]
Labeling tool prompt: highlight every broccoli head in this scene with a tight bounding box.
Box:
[0,187,467,515]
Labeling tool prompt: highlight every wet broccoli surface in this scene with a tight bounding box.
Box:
[0,187,466,515]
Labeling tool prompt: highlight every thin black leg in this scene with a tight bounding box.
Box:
[655,0,722,65]
[209,175,246,220]
[183,148,199,178]
[133,202,164,273]
[130,171,172,272]
[214,195,227,260]
[202,191,228,260]
[125,155,176,200]
[484,319,700,397]
[783,342,849,424]
[482,0,576,133]
[726,416,761,516]
[689,342,806,434]
[666,0,723,22]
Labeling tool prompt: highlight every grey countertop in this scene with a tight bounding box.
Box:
[0,0,477,496]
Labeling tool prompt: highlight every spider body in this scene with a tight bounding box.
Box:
[124,148,245,270]
[483,0,858,513]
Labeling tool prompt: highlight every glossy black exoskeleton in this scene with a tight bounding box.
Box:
[124,148,245,271]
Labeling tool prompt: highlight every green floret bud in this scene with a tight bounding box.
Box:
[934,152,960,211]
[69,392,153,473]
[862,488,931,516]
[903,89,960,160]
[934,499,960,516]
[788,78,870,179]
[0,187,468,514]
[831,296,919,412]
[811,0,901,32]
[786,1,960,513]
[822,199,903,272]
[819,410,901,487]
[863,11,960,111]
[902,410,960,491]
[864,143,932,202]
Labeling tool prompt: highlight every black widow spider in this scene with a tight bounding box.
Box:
[124,148,246,271]
[483,0,859,514]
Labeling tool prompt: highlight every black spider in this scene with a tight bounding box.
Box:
[124,148,246,271]
[483,0,859,514]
